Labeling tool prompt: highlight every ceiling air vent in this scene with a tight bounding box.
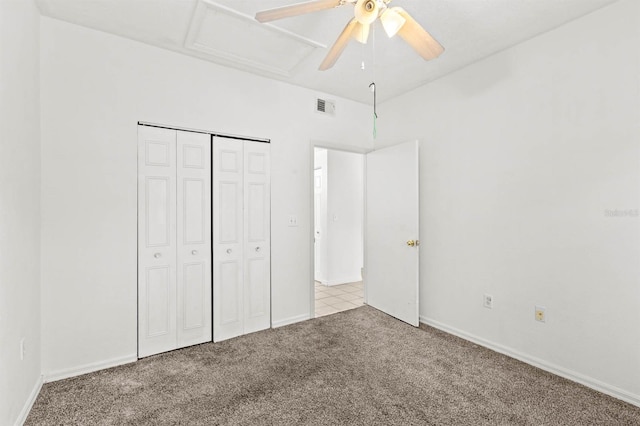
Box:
[316,98,335,116]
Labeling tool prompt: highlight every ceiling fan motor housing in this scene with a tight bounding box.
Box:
[355,0,380,24]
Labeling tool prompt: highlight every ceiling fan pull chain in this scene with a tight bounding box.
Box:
[371,24,377,139]
[369,81,377,139]
[373,112,377,139]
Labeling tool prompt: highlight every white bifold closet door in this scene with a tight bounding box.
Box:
[138,126,212,358]
[213,137,271,342]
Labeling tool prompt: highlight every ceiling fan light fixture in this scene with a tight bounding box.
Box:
[354,0,379,25]
[354,22,370,44]
[380,7,406,38]
[255,0,444,70]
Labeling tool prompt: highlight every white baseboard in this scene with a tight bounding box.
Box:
[15,374,43,426]
[318,276,362,286]
[44,354,137,383]
[420,316,640,408]
[272,314,310,329]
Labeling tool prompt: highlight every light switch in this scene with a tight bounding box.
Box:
[288,215,298,227]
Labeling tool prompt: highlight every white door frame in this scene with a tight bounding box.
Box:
[309,141,372,317]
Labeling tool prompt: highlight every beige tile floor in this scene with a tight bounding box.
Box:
[315,281,364,318]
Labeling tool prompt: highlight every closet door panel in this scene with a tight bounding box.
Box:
[220,260,242,324]
[183,262,205,329]
[243,141,271,334]
[246,258,268,317]
[247,183,267,241]
[146,266,171,336]
[213,137,244,342]
[177,131,212,348]
[219,182,240,242]
[183,179,205,243]
[138,126,177,358]
[146,177,171,246]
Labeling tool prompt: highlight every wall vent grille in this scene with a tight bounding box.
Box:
[316,98,335,116]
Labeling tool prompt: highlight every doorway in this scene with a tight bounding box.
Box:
[313,147,364,318]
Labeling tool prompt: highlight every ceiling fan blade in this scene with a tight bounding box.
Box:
[394,7,444,60]
[256,0,342,23]
[319,18,358,71]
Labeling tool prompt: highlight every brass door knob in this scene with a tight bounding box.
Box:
[407,240,416,247]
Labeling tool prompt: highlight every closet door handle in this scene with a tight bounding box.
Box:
[255,247,261,252]
[191,250,198,255]
[153,253,161,259]
[226,249,232,254]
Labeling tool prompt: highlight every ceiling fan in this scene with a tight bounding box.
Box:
[255,0,444,71]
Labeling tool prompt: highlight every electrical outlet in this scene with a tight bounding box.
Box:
[535,306,546,323]
[288,215,298,227]
[483,294,493,309]
[20,338,25,360]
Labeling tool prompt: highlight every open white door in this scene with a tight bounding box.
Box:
[365,141,419,326]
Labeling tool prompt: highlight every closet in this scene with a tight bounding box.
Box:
[137,125,271,357]
[212,136,271,342]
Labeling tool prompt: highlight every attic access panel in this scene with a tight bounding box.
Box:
[185,0,325,77]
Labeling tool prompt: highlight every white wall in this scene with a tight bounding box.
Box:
[39,17,371,378]
[377,0,640,405]
[326,150,363,284]
[314,149,364,286]
[0,0,42,423]
[314,148,328,283]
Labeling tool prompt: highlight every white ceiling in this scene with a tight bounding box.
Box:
[36,0,619,104]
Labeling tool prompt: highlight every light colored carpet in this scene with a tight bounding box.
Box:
[27,306,640,425]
